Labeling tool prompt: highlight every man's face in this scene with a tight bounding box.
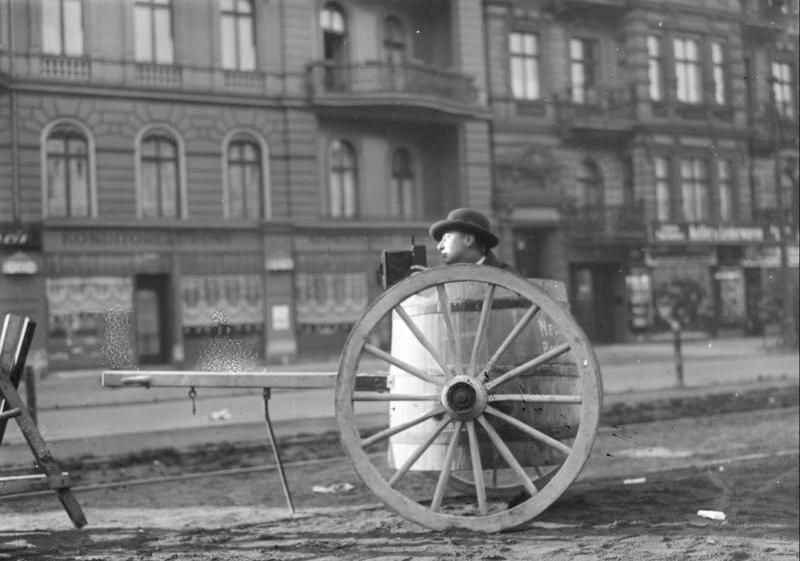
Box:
[437,230,476,264]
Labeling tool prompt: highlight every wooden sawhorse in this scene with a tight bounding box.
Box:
[102,370,341,514]
[0,314,87,528]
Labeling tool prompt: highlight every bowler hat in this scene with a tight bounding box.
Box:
[429,208,499,248]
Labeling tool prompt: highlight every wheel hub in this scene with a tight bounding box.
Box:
[441,375,487,420]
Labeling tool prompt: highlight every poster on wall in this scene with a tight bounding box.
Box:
[45,277,134,369]
[715,267,746,327]
[625,269,654,331]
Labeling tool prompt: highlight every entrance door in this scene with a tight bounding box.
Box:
[134,274,170,364]
[514,229,551,279]
[570,264,617,343]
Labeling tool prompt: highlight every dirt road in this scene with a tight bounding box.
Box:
[1,402,797,560]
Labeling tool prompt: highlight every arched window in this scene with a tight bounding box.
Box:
[45,124,91,218]
[383,16,406,63]
[320,3,348,90]
[391,147,415,218]
[139,131,180,218]
[576,159,604,209]
[328,139,357,218]
[221,0,256,70]
[226,134,263,219]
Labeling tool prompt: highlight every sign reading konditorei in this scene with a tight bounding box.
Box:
[45,227,260,252]
[649,223,780,244]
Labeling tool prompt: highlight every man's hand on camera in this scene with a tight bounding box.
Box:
[410,265,431,274]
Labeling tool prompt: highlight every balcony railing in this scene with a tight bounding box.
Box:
[750,102,798,149]
[741,0,798,34]
[135,63,181,86]
[39,55,90,80]
[307,60,480,106]
[554,86,636,137]
[561,202,647,242]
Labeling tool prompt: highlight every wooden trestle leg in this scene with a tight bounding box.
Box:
[0,314,87,529]
[262,388,295,514]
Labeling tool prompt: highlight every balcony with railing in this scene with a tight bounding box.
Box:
[561,202,648,244]
[553,86,636,141]
[306,60,482,114]
[749,102,799,151]
[741,0,798,36]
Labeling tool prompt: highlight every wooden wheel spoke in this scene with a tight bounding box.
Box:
[488,393,582,404]
[479,304,539,376]
[361,406,445,448]
[484,405,573,456]
[388,416,452,487]
[353,392,438,401]
[476,415,538,497]
[431,420,464,512]
[436,284,465,377]
[395,304,455,379]
[466,420,488,515]
[486,343,571,391]
[467,283,495,377]
[363,343,442,387]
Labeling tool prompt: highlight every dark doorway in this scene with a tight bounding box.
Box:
[514,229,552,279]
[570,264,617,343]
[134,274,170,364]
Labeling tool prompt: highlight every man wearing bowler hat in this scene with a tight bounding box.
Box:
[426,207,513,270]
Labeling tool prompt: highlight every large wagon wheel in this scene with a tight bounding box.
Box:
[335,264,602,532]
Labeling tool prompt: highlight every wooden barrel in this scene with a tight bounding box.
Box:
[387,278,581,471]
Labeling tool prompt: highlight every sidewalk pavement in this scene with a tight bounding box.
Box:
[0,336,797,467]
[26,335,798,408]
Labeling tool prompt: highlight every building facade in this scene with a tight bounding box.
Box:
[0,0,797,372]
[486,0,799,342]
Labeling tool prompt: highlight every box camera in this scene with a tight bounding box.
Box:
[380,243,427,289]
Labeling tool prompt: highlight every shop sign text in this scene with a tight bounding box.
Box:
[649,223,779,244]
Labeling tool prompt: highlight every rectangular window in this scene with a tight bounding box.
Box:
[135,0,174,64]
[42,0,84,56]
[717,160,733,221]
[711,42,726,105]
[221,0,256,71]
[570,38,596,104]
[647,35,662,101]
[772,61,795,117]
[654,156,671,222]
[674,37,701,103]
[680,158,709,221]
[509,31,540,100]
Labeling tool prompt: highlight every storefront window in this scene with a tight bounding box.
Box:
[45,277,133,369]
